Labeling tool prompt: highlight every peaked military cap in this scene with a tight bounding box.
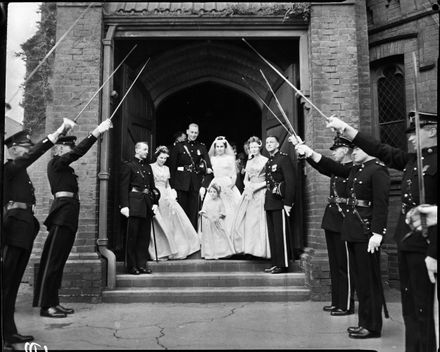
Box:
[329,134,354,150]
[4,129,34,148]
[56,135,77,147]
[405,111,438,133]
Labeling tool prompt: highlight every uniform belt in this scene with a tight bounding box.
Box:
[5,201,34,211]
[131,187,151,195]
[346,198,371,207]
[54,191,79,200]
[328,197,347,204]
[177,165,194,172]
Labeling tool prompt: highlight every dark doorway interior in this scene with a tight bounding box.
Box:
[156,82,261,153]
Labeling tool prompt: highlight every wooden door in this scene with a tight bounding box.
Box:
[261,64,305,262]
[109,63,155,260]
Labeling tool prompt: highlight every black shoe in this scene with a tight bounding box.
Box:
[271,266,287,274]
[128,267,140,275]
[264,266,277,273]
[56,304,74,314]
[323,305,337,312]
[331,308,355,316]
[347,326,362,333]
[40,306,67,318]
[349,327,381,339]
[4,333,34,344]
[138,267,152,274]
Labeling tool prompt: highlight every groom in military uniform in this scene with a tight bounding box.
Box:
[168,123,212,229]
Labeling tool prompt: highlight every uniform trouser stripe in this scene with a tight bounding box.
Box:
[281,210,288,268]
[37,226,60,307]
[344,241,352,311]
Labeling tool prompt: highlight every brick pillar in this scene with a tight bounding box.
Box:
[28,2,105,303]
[300,0,367,301]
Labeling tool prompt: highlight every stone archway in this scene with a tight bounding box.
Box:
[155,81,262,151]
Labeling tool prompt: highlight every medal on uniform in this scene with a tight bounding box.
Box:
[197,149,201,156]
[271,164,277,172]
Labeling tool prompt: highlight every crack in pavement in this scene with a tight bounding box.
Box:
[154,325,167,350]
[176,303,248,328]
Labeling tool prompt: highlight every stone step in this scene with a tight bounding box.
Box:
[116,259,300,273]
[116,272,305,288]
[102,286,310,303]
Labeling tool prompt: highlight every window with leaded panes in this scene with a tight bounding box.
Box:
[371,59,407,151]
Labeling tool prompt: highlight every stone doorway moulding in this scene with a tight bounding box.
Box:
[98,21,310,289]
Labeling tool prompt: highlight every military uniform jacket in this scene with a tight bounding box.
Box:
[308,159,352,232]
[353,132,437,257]
[44,134,97,232]
[264,151,295,211]
[3,137,54,250]
[168,140,211,191]
[318,156,390,243]
[119,158,158,218]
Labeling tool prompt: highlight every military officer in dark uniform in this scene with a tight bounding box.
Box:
[168,123,212,229]
[290,134,355,316]
[119,141,160,275]
[2,120,73,345]
[327,112,437,350]
[33,119,112,318]
[296,141,390,339]
[264,135,295,274]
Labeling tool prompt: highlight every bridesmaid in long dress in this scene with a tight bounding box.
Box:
[148,146,200,260]
[231,136,271,259]
[199,183,235,259]
[203,136,241,236]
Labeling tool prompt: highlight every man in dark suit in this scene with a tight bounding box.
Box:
[119,141,160,275]
[264,135,295,274]
[33,119,112,318]
[290,134,355,316]
[2,120,73,345]
[327,112,437,350]
[296,141,390,339]
[168,123,212,229]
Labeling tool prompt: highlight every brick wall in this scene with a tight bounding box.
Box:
[26,2,105,302]
[303,0,365,301]
[367,0,438,285]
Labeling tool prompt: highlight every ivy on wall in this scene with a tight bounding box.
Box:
[16,2,56,134]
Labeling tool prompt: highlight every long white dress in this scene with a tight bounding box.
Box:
[230,154,271,258]
[205,154,241,235]
[148,163,200,260]
[199,196,235,260]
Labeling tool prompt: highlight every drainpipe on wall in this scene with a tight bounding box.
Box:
[97,25,117,289]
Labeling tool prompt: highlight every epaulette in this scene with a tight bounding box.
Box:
[375,160,386,167]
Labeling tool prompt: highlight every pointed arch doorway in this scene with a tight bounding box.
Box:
[108,38,305,263]
[156,81,261,152]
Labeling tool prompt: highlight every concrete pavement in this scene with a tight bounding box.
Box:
[8,283,405,351]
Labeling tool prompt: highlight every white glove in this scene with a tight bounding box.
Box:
[120,207,129,218]
[97,119,113,134]
[284,205,292,216]
[199,187,206,198]
[405,205,438,230]
[206,168,213,175]
[55,118,76,135]
[425,256,437,284]
[325,116,349,134]
[295,144,313,158]
[367,233,382,253]
[288,135,303,146]
[152,204,158,215]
